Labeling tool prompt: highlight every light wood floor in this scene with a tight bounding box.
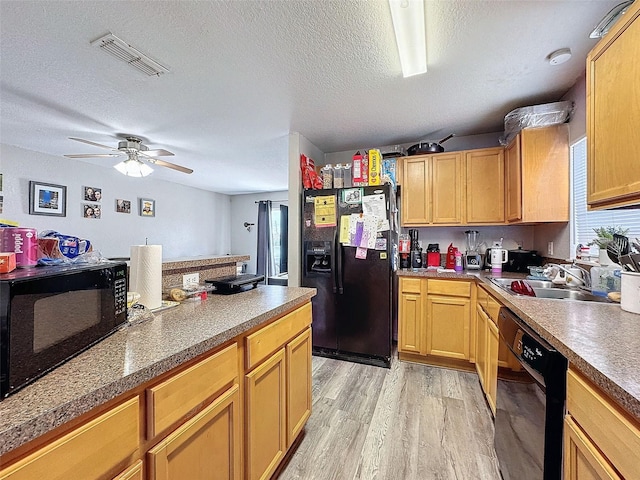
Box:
[278,355,501,480]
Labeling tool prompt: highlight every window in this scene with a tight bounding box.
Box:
[570,137,640,256]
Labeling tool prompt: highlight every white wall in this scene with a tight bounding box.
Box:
[323,132,502,165]
[288,132,325,286]
[0,144,232,259]
[230,191,288,273]
[409,225,535,254]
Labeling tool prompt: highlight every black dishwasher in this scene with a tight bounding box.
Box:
[494,308,567,480]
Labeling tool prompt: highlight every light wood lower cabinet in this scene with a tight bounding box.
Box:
[148,384,241,480]
[398,278,473,367]
[565,369,640,480]
[486,319,499,414]
[0,396,140,480]
[564,416,621,480]
[0,302,313,480]
[245,349,287,480]
[398,277,425,354]
[426,293,471,360]
[286,328,312,447]
[474,305,488,392]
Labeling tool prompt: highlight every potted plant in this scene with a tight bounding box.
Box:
[590,226,629,264]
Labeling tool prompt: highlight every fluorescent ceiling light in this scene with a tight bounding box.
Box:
[389,0,427,77]
[114,158,153,177]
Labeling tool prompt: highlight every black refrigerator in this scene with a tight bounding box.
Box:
[301,184,397,368]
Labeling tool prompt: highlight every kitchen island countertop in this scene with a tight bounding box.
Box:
[397,269,640,422]
[0,285,315,456]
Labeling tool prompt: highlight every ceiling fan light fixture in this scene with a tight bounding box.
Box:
[114,159,153,177]
[91,32,170,77]
[388,0,427,77]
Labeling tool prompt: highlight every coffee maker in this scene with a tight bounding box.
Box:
[409,229,422,269]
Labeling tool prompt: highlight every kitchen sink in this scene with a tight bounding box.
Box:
[489,277,612,303]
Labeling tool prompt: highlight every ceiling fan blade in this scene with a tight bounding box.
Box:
[140,153,193,174]
[64,153,122,158]
[144,148,174,157]
[69,137,118,151]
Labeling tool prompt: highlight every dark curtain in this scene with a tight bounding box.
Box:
[256,200,272,283]
[280,205,288,274]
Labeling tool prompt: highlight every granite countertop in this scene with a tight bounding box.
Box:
[397,269,640,422]
[0,285,315,456]
[162,254,250,270]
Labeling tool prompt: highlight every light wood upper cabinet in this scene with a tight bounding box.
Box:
[148,385,241,480]
[505,124,569,223]
[401,153,463,226]
[587,2,640,209]
[466,147,505,224]
[432,153,464,224]
[402,156,430,224]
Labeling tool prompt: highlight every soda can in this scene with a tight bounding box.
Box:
[0,228,38,267]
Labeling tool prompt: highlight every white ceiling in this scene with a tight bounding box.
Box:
[0,0,620,194]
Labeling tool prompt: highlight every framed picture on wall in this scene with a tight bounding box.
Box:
[29,181,67,216]
[116,199,131,213]
[83,203,101,219]
[83,186,102,202]
[139,198,155,217]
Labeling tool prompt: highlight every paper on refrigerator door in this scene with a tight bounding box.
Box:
[360,215,378,249]
[362,194,388,231]
[314,195,336,227]
[339,215,351,245]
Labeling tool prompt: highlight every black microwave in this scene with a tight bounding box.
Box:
[0,262,127,399]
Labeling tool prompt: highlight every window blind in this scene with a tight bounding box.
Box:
[571,137,640,254]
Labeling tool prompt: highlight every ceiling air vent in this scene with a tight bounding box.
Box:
[91,32,169,77]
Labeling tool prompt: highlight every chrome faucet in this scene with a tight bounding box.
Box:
[545,263,592,289]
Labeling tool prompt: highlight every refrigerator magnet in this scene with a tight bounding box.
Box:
[375,238,387,250]
[355,247,368,259]
[342,188,363,204]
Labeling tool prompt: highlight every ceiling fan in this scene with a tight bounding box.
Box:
[64,136,193,176]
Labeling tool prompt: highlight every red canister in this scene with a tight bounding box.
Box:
[0,227,38,267]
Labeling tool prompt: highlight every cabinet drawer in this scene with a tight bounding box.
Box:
[246,303,311,370]
[567,369,640,480]
[1,397,139,480]
[400,277,422,294]
[113,460,143,480]
[427,279,471,297]
[147,343,238,438]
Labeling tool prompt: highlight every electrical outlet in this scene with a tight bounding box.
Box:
[183,273,199,288]
[547,241,554,256]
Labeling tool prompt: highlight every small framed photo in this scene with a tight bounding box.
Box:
[83,186,102,202]
[83,203,101,219]
[116,199,131,214]
[139,198,155,217]
[29,181,67,216]
[0,173,3,191]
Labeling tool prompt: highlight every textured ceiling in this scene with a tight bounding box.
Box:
[0,0,620,194]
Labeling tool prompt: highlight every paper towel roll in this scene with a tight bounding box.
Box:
[129,245,163,310]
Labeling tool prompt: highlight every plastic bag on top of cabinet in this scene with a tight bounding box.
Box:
[499,101,574,145]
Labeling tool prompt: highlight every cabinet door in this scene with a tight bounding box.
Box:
[465,148,505,224]
[113,460,143,480]
[475,305,488,390]
[286,328,312,447]
[148,384,241,480]
[426,295,470,360]
[402,156,430,225]
[245,349,287,480]
[505,136,522,222]
[398,280,425,354]
[487,319,499,415]
[431,153,463,224]
[587,4,640,209]
[564,416,621,480]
